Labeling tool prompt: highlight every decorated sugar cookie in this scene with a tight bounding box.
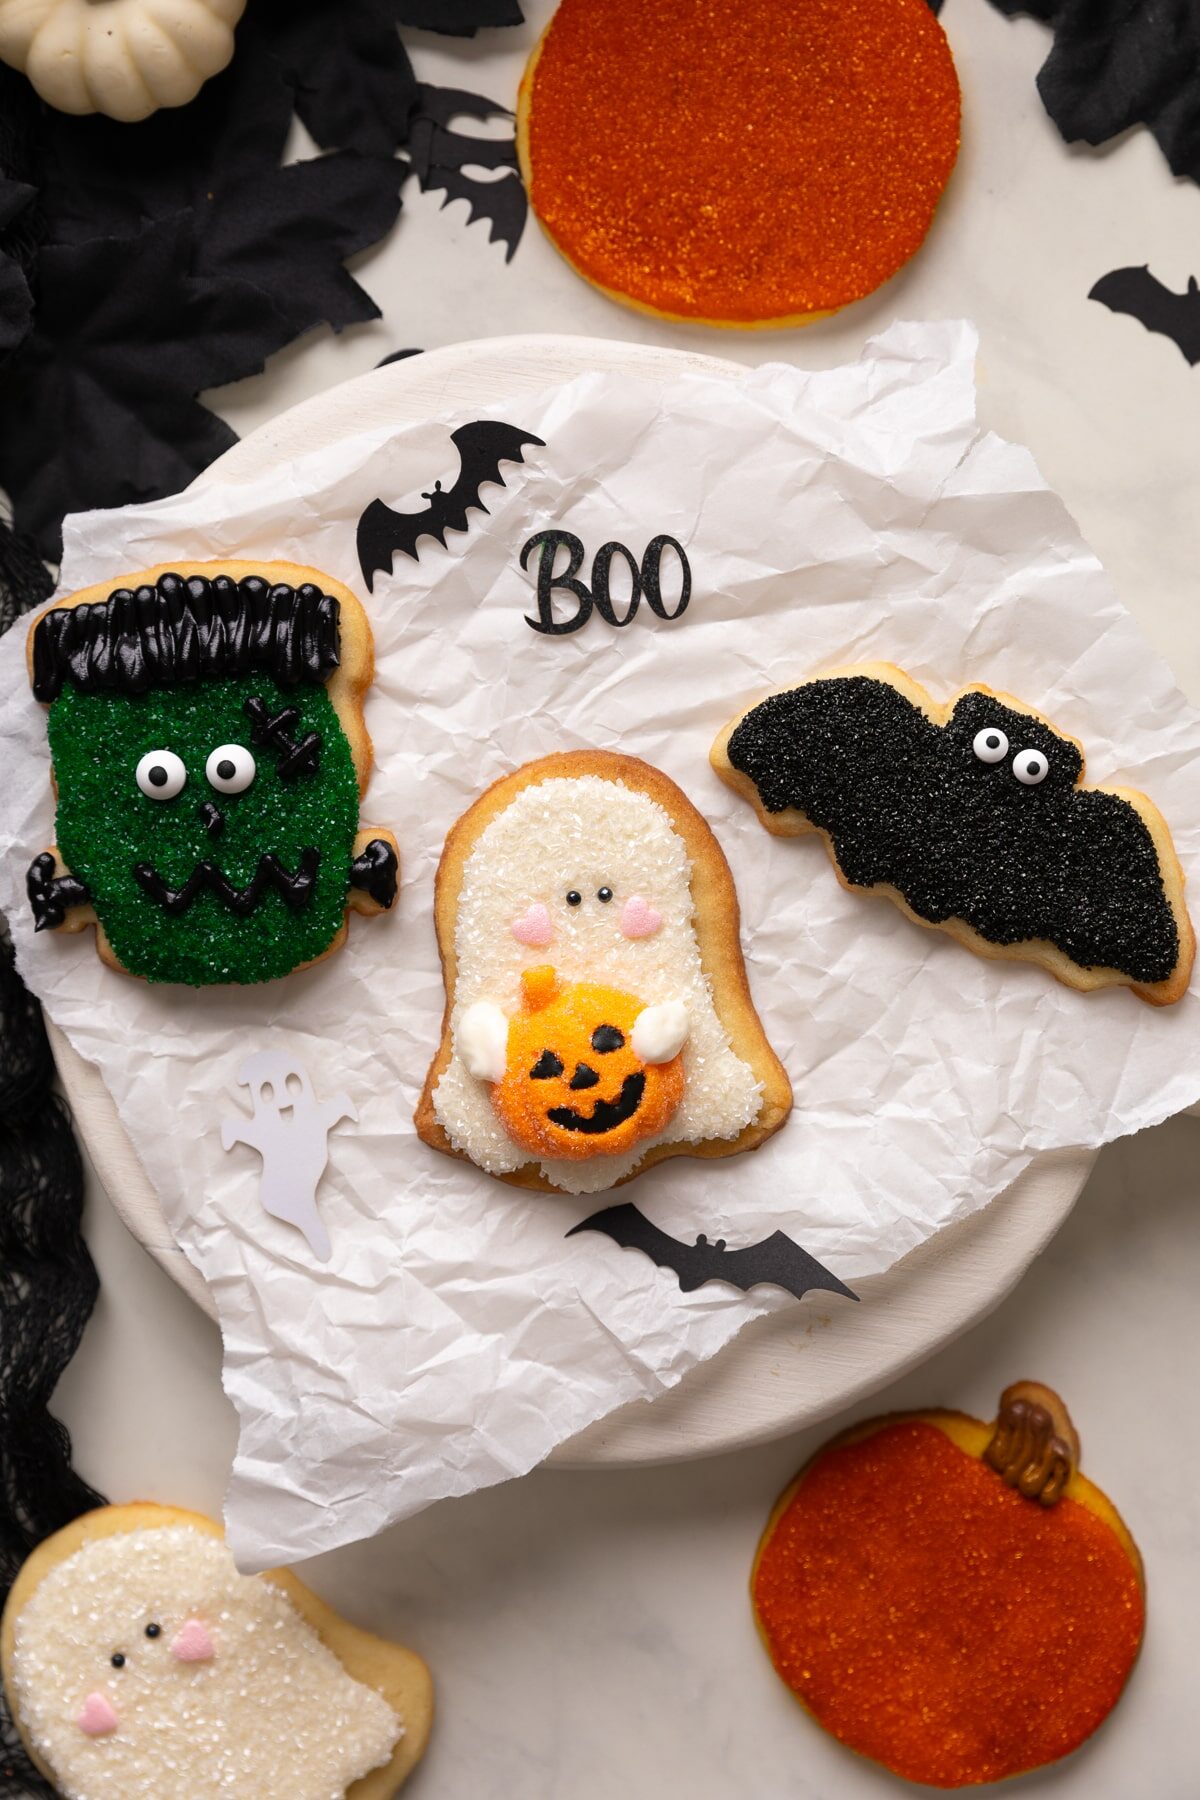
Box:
[713,664,1194,1004]
[751,1383,1144,1787]
[0,1502,433,1799]
[25,561,399,986]
[517,0,960,327]
[416,750,791,1195]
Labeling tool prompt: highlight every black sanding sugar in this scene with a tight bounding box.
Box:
[726,676,1178,985]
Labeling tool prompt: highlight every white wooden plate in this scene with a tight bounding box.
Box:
[48,336,1094,1466]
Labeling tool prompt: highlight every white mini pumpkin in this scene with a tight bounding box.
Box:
[0,0,247,122]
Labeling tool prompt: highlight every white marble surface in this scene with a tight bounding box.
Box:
[57,1115,1200,1797]
[39,0,1200,1791]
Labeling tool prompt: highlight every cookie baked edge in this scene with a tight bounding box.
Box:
[711,661,1195,1006]
[414,748,793,1192]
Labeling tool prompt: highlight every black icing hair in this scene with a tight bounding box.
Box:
[31,572,342,701]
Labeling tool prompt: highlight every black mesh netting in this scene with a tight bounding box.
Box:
[0,940,104,1796]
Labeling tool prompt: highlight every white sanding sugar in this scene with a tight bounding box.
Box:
[433,774,762,1191]
[10,1526,400,1799]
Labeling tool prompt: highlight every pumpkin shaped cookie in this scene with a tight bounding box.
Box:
[751,1383,1144,1787]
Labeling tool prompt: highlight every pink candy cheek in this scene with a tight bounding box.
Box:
[77,1692,119,1736]
[510,902,553,948]
[619,895,663,939]
[170,1618,215,1663]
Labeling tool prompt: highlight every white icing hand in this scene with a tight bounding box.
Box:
[458,1001,509,1083]
[631,1000,689,1064]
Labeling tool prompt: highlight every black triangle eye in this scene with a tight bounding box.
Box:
[530,1050,564,1080]
[591,1026,624,1054]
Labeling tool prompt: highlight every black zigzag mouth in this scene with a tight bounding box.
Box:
[548,1072,646,1136]
[133,849,321,918]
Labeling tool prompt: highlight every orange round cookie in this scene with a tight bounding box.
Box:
[751,1384,1144,1787]
[517,0,961,328]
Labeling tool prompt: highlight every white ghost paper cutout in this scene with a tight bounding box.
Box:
[222,1052,355,1260]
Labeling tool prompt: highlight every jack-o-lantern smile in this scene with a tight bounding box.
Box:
[491,967,685,1161]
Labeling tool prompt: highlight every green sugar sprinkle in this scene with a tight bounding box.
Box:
[48,675,361,986]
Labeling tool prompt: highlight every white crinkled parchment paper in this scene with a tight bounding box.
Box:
[1,322,1198,1568]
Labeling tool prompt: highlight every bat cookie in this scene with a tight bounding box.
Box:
[416,750,792,1195]
[25,560,399,986]
[713,664,1193,1004]
[1,1501,433,1799]
[751,1382,1144,1787]
[356,419,544,588]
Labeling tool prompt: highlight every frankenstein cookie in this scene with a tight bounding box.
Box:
[416,750,792,1195]
[26,560,399,986]
[751,1383,1144,1787]
[1,1501,433,1799]
[517,0,960,327]
[713,664,1194,1004]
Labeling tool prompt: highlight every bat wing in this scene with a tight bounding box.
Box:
[440,421,545,528]
[1089,266,1200,366]
[719,1231,858,1302]
[568,1205,857,1303]
[356,497,429,589]
[566,1202,704,1281]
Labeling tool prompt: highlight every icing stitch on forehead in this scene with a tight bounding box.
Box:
[9,1526,400,1800]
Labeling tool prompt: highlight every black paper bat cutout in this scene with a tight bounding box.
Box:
[1089,266,1200,366]
[567,1203,858,1303]
[408,85,528,262]
[722,675,1184,990]
[356,419,544,586]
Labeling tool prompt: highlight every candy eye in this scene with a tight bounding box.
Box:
[205,744,256,794]
[565,891,582,907]
[1013,747,1049,786]
[972,727,1009,765]
[136,750,186,800]
[597,887,613,904]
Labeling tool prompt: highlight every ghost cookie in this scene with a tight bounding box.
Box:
[25,560,399,986]
[416,750,792,1195]
[713,664,1194,1005]
[0,1502,433,1799]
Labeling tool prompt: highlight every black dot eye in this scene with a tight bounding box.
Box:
[597,887,613,903]
[145,1623,161,1640]
[565,891,582,907]
[110,1653,126,1669]
[530,1050,564,1080]
[591,1026,625,1054]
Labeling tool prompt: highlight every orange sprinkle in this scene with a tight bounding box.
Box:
[752,1422,1144,1788]
[522,0,961,324]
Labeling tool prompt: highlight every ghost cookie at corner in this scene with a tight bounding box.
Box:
[0,1501,433,1799]
[416,750,792,1195]
[24,560,400,986]
[517,0,960,328]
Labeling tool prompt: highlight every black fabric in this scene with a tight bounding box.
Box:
[0,938,104,1799]
[987,0,1200,179]
[397,1,524,34]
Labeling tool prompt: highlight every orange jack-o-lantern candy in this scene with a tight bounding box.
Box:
[752,1383,1144,1788]
[490,967,685,1162]
[517,0,961,327]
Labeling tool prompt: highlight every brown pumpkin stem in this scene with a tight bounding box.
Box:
[984,1381,1080,1507]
